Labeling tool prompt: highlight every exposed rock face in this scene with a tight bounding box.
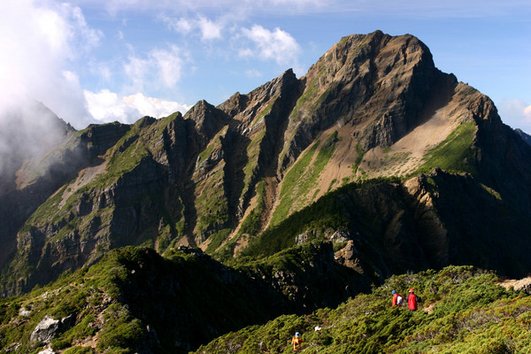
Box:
[2,31,531,295]
[278,31,447,168]
[30,315,60,344]
[250,242,369,307]
[29,313,75,345]
[37,349,56,354]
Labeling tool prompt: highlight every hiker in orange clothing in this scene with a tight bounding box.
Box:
[391,290,403,307]
[407,288,418,311]
[291,332,303,352]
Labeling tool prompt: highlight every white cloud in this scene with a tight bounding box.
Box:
[267,0,325,4]
[176,18,193,33]
[124,45,184,91]
[0,0,101,128]
[91,63,113,82]
[0,0,104,175]
[240,25,301,66]
[151,46,183,87]
[89,0,331,15]
[501,100,531,120]
[162,15,303,72]
[245,69,263,78]
[84,89,190,123]
[82,0,528,19]
[65,3,103,52]
[161,15,190,33]
[238,48,254,58]
[499,99,531,132]
[162,15,223,41]
[124,56,150,91]
[123,93,190,118]
[524,105,531,120]
[197,16,223,40]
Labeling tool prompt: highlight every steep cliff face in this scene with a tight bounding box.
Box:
[2,31,531,296]
[277,30,445,169]
[0,103,130,272]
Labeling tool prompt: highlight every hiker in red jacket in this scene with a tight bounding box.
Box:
[391,290,403,307]
[407,288,418,311]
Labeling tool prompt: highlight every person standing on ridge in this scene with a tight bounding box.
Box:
[407,288,418,311]
[391,290,403,307]
[291,332,303,352]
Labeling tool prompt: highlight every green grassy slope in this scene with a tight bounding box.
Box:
[195,266,531,354]
[271,132,338,227]
[416,121,477,175]
[244,178,402,260]
[0,242,368,354]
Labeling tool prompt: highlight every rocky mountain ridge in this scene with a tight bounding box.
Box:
[1,30,531,298]
[0,245,368,353]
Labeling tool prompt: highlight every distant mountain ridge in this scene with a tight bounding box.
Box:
[1,30,531,298]
[0,102,75,267]
[515,128,531,145]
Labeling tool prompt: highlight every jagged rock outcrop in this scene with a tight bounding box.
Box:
[0,106,129,271]
[30,314,75,346]
[278,30,448,169]
[30,316,59,344]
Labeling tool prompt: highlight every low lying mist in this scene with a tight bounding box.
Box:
[0,100,72,191]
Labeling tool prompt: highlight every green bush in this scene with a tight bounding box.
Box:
[98,316,146,351]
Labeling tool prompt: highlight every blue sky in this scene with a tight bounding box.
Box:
[1,0,530,132]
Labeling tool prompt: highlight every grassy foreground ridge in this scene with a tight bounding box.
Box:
[196,266,531,354]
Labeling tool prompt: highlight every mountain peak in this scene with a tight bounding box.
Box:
[312,30,434,84]
[184,99,229,141]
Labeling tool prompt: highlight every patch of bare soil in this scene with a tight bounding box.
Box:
[423,303,436,314]
[316,124,359,199]
[198,237,210,251]
[360,94,466,178]
[233,234,250,257]
[60,161,108,207]
[498,277,531,292]
[69,335,98,351]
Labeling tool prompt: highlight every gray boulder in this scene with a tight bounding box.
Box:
[30,315,60,344]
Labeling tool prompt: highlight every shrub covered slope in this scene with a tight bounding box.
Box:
[0,243,368,353]
[196,266,531,354]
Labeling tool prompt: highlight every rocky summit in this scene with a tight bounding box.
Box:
[0,31,531,353]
